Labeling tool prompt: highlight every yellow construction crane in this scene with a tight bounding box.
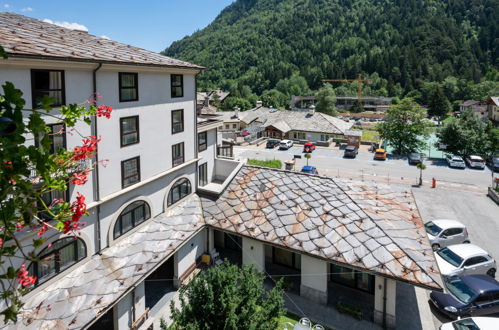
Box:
[321,74,372,102]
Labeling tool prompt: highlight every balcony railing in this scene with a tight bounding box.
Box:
[217,145,233,158]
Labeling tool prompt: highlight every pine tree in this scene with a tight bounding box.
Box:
[427,85,451,124]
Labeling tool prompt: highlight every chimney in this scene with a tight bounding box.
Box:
[309,104,316,115]
[256,100,263,108]
[234,107,240,118]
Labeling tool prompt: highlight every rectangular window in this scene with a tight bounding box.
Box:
[35,123,66,154]
[330,264,374,293]
[172,142,184,167]
[272,247,301,269]
[198,131,207,152]
[120,116,139,147]
[171,74,183,98]
[31,69,65,108]
[199,163,208,186]
[121,156,140,188]
[119,72,138,102]
[171,110,184,134]
[232,124,237,129]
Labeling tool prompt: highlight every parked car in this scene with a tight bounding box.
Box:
[266,139,281,149]
[344,145,359,158]
[303,142,316,153]
[440,317,499,330]
[486,156,499,172]
[279,140,293,150]
[430,275,499,319]
[374,148,387,160]
[447,155,466,169]
[466,155,486,170]
[425,219,470,251]
[435,244,496,278]
[301,166,318,175]
[408,152,422,165]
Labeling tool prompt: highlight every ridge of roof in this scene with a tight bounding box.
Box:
[0,12,204,70]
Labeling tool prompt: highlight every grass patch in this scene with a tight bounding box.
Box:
[277,311,333,330]
[361,129,380,142]
[247,159,282,169]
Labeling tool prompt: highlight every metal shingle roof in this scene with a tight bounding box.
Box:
[0,12,203,69]
[201,166,442,290]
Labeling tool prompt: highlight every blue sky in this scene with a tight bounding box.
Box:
[1,1,234,52]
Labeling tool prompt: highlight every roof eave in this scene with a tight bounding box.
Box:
[5,53,206,72]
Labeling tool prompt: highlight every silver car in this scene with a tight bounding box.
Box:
[446,155,466,168]
[425,219,470,251]
[434,244,496,278]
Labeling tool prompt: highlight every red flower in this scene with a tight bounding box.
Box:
[63,192,87,234]
[17,264,36,287]
[3,160,13,169]
[71,171,88,185]
[71,136,101,161]
[96,105,112,119]
[37,223,48,236]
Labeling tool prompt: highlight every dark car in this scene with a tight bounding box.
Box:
[408,153,422,165]
[487,156,499,172]
[344,146,359,158]
[430,275,499,319]
[301,166,318,175]
[266,139,280,149]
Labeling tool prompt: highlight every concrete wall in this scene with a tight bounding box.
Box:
[242,237,265,272]
[300,255,328,304]
[214,158,240,181]
[114,290,133,330]
[374,276,396,329]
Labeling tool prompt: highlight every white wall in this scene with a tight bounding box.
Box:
[114,291,133,330]
[374,276,396,328]
[242,237,265,271]
[177,229,207,277]
[198,128,217,184]
[301,255,328,293]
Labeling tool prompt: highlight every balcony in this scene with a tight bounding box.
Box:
[197,158,243,196]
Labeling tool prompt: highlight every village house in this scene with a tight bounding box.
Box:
[196,89,230,115]
[0,12,443,330]
[459,100,488,119]
[219,104,353,144]
[291,95,392,112]
[487,97,499,123]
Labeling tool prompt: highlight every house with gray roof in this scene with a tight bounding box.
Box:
[220,106,353,143]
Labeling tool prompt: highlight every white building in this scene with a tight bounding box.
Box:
[0,12,240,329]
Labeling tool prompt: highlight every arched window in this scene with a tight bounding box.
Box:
[113,200,151,239]
[167,178,191,207]
[28,237,86,285]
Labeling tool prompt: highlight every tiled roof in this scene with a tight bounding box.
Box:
[12,196,204,329]
[0,13,203,69]
[459,100,480,107]
[201,166,442,290]
[228,107,353,135]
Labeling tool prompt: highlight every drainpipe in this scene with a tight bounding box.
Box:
[92,63,103,254]
[383,278,387,329]
[194,73,199,191]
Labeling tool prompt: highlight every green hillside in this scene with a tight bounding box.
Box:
[163,0,497,99]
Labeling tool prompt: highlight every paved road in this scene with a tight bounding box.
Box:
[234,145,497,192]
[411,188,499,328]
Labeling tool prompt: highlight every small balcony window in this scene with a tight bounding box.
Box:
[172,142,184,167]
[120,116,139,147]
[121,156,140,188]
[198,131,207,152]
[171,74,183,98]
[172,110,184,134]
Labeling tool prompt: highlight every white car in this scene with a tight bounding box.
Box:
[279,140,293,150]
[446,155,466,169]
[466,155,486,169]
[435,244,496,278]
[424,219,470,251]
[440,317,499,330]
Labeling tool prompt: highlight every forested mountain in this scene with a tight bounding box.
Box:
[163,0,497,97]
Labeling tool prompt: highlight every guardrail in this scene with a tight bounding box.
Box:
[217,145,233,158]
[131,307,150,330]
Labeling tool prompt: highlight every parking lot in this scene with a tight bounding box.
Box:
[412,188,499,327]
[234,144,496,193]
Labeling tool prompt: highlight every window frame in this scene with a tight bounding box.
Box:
[171,109,184,134]
[35,122,67,154]
[171,74,184,98]
[199,162,208,187]
[120,116,140,147]
[31,69,66,109]
[167,178,192,207]
[121,156,141,188]
[113,200,151,240]
[119,72,139,102]
[28,237,86,286]
[198,131,208,152]
[172,142,185,168]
